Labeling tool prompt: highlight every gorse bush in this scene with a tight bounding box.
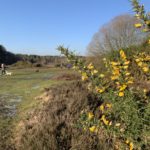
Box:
[58,47,150,150]
[132,0,150,32]
[58,1,150,149]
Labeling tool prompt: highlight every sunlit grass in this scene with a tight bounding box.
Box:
[0,67,73,148]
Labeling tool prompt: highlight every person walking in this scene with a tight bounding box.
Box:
[1,63,6,75]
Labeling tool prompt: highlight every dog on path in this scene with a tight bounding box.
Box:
[5,71,12,76]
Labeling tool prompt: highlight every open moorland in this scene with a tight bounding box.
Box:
[0,0,150,150]
[0,67,78,149]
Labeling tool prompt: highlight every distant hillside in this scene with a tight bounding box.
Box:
[0,45,20,65]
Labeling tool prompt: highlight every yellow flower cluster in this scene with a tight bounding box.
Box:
[82,63,106,94]
[89,125,98,133]
[87,63,99,76]
[101,115,110,125]
[99,103,112,126]
[133,9,150,33]
[88,112,94,120]
[99,74,105,78]
[86,112,99,133]
[82,63,99,79]
[81,62,106,95]
[134,52,150,74]
[125,140,134,150]
[134,23,142,28]
[143,88,148,99]
[110,50,133,97]
[134,21,150,33]
[81,72,88,81]
[87,63,94,70]
[99,103,112,112]
[80,63,99,83]
[103,57,109,69]
[132,0,150,46]
[95,86,105,94]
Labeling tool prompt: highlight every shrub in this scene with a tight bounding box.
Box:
[57,3,150,147]
[15,82,112,150]
[58,45,150,149]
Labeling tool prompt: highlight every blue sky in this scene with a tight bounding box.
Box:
[0,0,149,55]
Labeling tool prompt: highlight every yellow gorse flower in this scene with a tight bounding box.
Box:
[134,23,142,28]
[134,52,150,75]
[125,72,130,76]
[88,112,94,120]
[87,63,94,70]
[137,62,143,67]
[111,61,119,66]
[115,81,120,85]
[101,115,109,125]
[123,65,128,69]
[115,123,121,127]
[143,89,147,93]
[125,140,129,144]
[124,61,130,65]
[119,84,127,91]
[135,14,141,19]
[73,65,77,69]
[118,92,124,97]
[146,20,150,25]
[100,103,112,112]
[143,28,149,32]
[91,69,98,75]
[99,104,104,112]
[135,58,140,62]
[89,126,97,132]
[120,50,127,60]
[125,140,134,150]
[129,142,134,150]
[142,66,149,72]
[95,87,105,93]
[112,69,120,75]
[81,72,88,81]
[106,103,112,108]
[99,74,105,78]
[111,75,119,80]
[127,80,133,84]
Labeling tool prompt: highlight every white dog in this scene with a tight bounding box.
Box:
[5,71,12,76]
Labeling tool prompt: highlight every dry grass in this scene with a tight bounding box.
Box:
[14,81,112,150]
[52,72,80,81]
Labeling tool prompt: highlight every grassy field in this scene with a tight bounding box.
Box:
[0,67,74,149]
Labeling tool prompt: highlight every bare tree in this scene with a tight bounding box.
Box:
[87,14,147,56]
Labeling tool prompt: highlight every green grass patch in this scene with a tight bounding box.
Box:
[0,67,75,149]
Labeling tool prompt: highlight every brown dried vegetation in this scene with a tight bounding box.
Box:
[14,81,112,150]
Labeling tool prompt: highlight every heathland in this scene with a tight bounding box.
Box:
[0,0,150,149]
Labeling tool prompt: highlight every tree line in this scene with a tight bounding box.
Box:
[0,45,20,65]
[0,45,84,67]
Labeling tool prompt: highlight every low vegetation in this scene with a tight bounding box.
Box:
[0,0,149,150]
[14,81,113,150]
[0,68,74,150]
[57,44,150,150]
[56,1,150,149]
